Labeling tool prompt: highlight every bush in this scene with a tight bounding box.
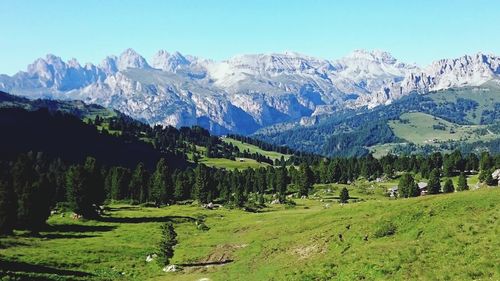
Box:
[195,215,210,231]
[374,220,397,238]
[157,222,177,266]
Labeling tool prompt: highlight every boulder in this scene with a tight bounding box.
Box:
[146,253,157,262]
[491,169,500,180]
[163,264,180,272]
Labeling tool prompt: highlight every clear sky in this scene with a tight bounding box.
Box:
[1,0,499,75]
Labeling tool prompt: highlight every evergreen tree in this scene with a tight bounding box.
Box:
[66,165,96,218]
[398,173,419,198]
[484,169,497,186]
[465,153,479,172]
[150,159,170,205]
[276,166,288,202]
[11,154,40,229]
[443,178,454,193]
[0,180,16,235]
[47,158,67,204]
[298,163,313,197]
[173,172,190,201]
[194,164,209,204]
[339,187,349,203]
[28,175,52,233]
[457,172,468,191]
[129,163,149,203]
[478,169,488,183]
[232,170,245,207]
[255,168,267,195]
[84,157,105,206]
[157,222,177,266]
[427,168,441,194]
[479,152,493,171]
[442,156,454,177]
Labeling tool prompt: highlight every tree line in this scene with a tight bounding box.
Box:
[1,107,499,236]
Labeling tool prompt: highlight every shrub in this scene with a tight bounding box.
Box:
[374,220,397,238]
[157,222,177,266]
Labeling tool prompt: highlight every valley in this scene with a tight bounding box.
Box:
[1,2,500,281]
[1,182,498,281]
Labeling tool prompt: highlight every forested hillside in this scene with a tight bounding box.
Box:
[254,84,500,157]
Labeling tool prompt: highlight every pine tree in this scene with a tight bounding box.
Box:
[0,180,16,235]
[12,154,38,229]
[129,163,149,203]
[443,178,454,193]
[157,222,177,266]
[457,172,468,191]
[339,187,349,203]
[427,168,441,194]
[478,168,489,183]
[484,169,497,186]
[194,164,209,204]
[84,157,105,206]
[231,170,245,207]
[298,163,313,197]
[173,172,188,201]
[276,166,288,202]
[442,156,454,177]
[398,173,419,198]
[28,175,52,233]
[150,159,170,205]
[110,167,132,201]
[66,165,96,218]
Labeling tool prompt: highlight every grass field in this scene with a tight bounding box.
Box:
[1,184,498,281]
[195,137,291,170]
[428,82,500,124]
[221,137,291,161]
[199,157,269,170]
[388,112,498,145]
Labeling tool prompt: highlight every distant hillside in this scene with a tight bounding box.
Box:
[254,84,500,157]
[0,90,120,120]
[0,107,173,170]
[0,91,307,170]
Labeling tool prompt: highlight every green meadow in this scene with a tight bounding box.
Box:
[389,112,497,145]
[221,137,291,161]
[1,184,498,281]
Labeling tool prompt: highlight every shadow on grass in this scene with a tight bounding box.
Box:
[179,259,234,267]
[41,233,97,239]
[98,215,195,224]
[106,206,140,212]
[0,260,93,278]
[0,240,30,249]
[45,224,117,233]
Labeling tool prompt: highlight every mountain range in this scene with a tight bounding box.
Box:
[1,49,499,135]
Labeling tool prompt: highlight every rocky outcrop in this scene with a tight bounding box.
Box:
[1,49,498,134]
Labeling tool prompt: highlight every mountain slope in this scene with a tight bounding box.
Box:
[2,49,498,135]
[254,84,500,157]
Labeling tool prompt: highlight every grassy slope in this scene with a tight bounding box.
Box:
[389,112,497,145]
[1,186,498,281]
[195,137,291,170]
[428,82,500,124]
[370,111,498,158]
[199,157,270,170]
[221,137,291,161]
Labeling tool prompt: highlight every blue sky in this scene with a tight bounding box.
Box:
[1,0,499,75]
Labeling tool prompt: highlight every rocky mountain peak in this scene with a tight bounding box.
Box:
[2,49,499,135]
[151,50,190,72]
[345,49,397,64]
[117,48,150,71]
